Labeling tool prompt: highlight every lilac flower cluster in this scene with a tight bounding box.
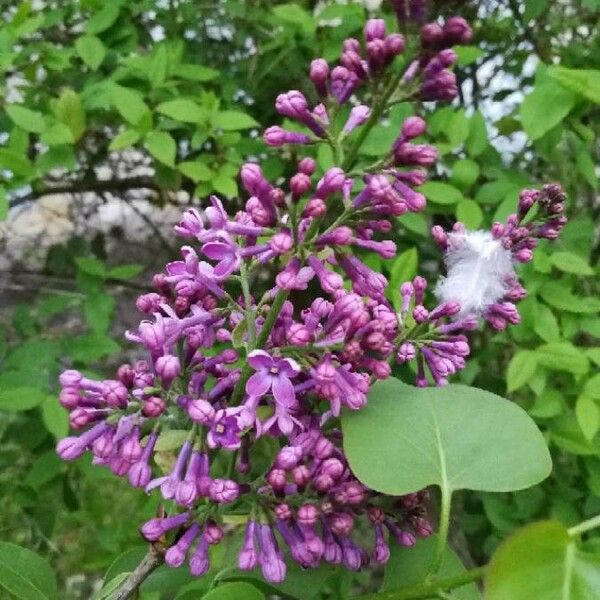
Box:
[55,3,565,584]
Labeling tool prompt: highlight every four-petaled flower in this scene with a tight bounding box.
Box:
[246,350,300,408]
[207,409,242,450]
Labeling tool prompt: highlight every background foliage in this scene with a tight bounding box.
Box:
[0,0,598,598]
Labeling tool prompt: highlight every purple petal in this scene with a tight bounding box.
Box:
[272,375,296,408]
[278,357,301,377]
[248,350,274,370]
[246,372,272,398]
[202,241,234,261]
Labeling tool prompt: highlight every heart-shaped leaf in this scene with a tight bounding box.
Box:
[485,521,600,600]
[383,535,480,598]
[342,379,551,496]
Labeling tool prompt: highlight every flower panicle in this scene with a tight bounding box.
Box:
[55,2,566,583]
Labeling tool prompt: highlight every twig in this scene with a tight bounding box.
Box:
[109,547,163,600]
[9,177,162,209]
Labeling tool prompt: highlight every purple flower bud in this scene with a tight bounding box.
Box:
[143,396,165,417]
[298,503,320,526]
[239,520,258,570]
[343,105,371,134]
[394,142,438,166]
[59,387,80,409]
[397,342,417,364]
[364,18,386,41]
[320,457,345,480]
[140,512,190,542]
[276,446,303,470]
[165,523,200,567]
[402,116,426,139]
[316,168,346,198]
[310,59,329,97]
[155,355,181,386]
[270,231,294,254]
[205,521,224,544]
[209,478,240,503]
[267,468,287,491]
[263,126,311,146]
[385,33,405,57]
[421,22,444,48]
[102,380,128,408]
[443,16,473,45]
[60,370,83,388]
[120,427,143,462]
[190,535,210,576]
[298,157,316,175]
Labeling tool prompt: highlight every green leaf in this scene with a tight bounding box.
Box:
[465,110,489,157]
[383,535,479,599]
[75,35,106,70]
[54,89,86,142]
[548,66,600,104]
[486,521,600,600]
[520,79,575,140]
[506,350,538,392]
[212,111,258,131]
[584,374,600,401]
[539,282,600,314]
[40,123,73,146]
[454,45,484,66]
[108,264,143,280]
[0,188,7,220]
[536,342,589,375]
[273,4,315,35]
[533,304,560,342]
[111,85,151,127]
[93,573,131,600]
[418,182,463,205]
[6,105,46,133]
[342,379,551,495]
[172,64,219,82]
[0,542,58,600]
[576,395,599,441]
[75,257,106,277]
[41,395,68,439]
[86,3,121,34]
[212,173,238,197]
[156,99,206,123]
[529,389,563,419]
[201,582,264,600]
[523,0,550,21]
[550,251,594,275]
[109,129,141,151]
[149,45,168,88]
[0,149,34,178]
[84,293,115,334]
[456,199,483,229]
[387,248,418,311]
[145,131,177,167]
[178,161,214,182]
[155,429,188,451]
[0,387,47,411]
[451,159,480,190]
[69,332,120,364]
[448,109,470,148]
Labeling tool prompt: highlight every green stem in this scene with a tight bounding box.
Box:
[228,288,289,406]
[431,486,452,575]
[342,68,406,171]
[239,259,256,347]
[354,566,487,600]
[568,513,600,537]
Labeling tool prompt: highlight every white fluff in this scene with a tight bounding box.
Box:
[435,230,515,316]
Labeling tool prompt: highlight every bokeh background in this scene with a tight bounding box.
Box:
[0,0,598,598]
